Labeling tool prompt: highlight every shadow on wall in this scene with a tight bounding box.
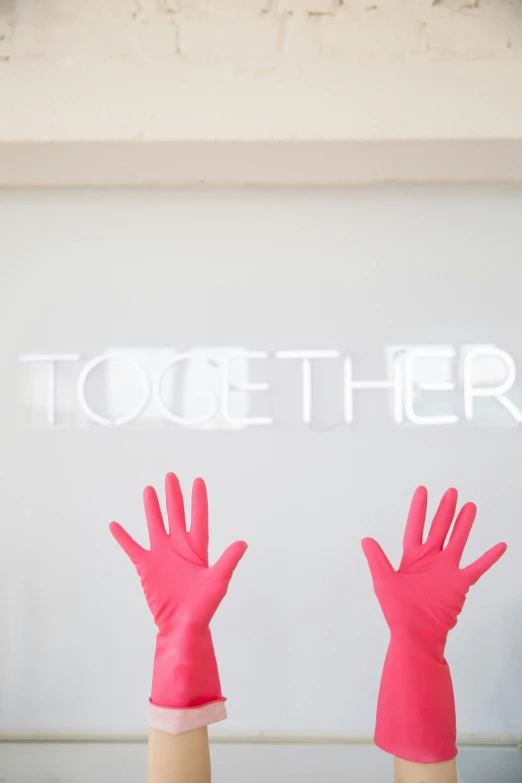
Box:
[458,746,522,783]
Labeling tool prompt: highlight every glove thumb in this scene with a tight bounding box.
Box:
[361,537,394,586]
[212,540,248,581]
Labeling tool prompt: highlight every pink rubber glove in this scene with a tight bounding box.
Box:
[362,486,507,764]
[110,473,247,727]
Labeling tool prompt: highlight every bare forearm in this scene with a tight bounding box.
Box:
[148,727,210,783]
[395,757,458,783]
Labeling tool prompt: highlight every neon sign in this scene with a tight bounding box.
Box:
[18,344,522,429]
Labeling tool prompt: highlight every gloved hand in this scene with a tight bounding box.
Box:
[110,473,247,731]
[362,486,507,763]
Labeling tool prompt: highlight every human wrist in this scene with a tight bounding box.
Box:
[394,757,458,783]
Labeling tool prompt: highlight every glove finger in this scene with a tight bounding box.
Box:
[189,478,209,565]
[447,501,477,562]
[403,486,428,552]
[143,485,167,548]
[212,540,248,581]
[361,537,394,584]
[165,472,188,538]
[462,541,507,586]
[109,522,147,564]
[426,487,458,550]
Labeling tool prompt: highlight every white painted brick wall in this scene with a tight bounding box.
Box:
[0,0,521,65]
[1,0,522,145]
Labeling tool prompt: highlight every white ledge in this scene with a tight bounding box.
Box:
[1,139,522,186]
[2,60,522,184]
[0,730,519,747]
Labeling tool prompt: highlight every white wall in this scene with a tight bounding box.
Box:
[0,187,520,748]
[1,185,521,781]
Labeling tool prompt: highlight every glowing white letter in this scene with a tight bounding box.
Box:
[154,352,218,426]
[403,347,458,426]
[463,346,522,423]
[222,351,273,427]
[19,353,81,425]
[344,355,403,424]
[77,354,151,426]
[276,350,339,424]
